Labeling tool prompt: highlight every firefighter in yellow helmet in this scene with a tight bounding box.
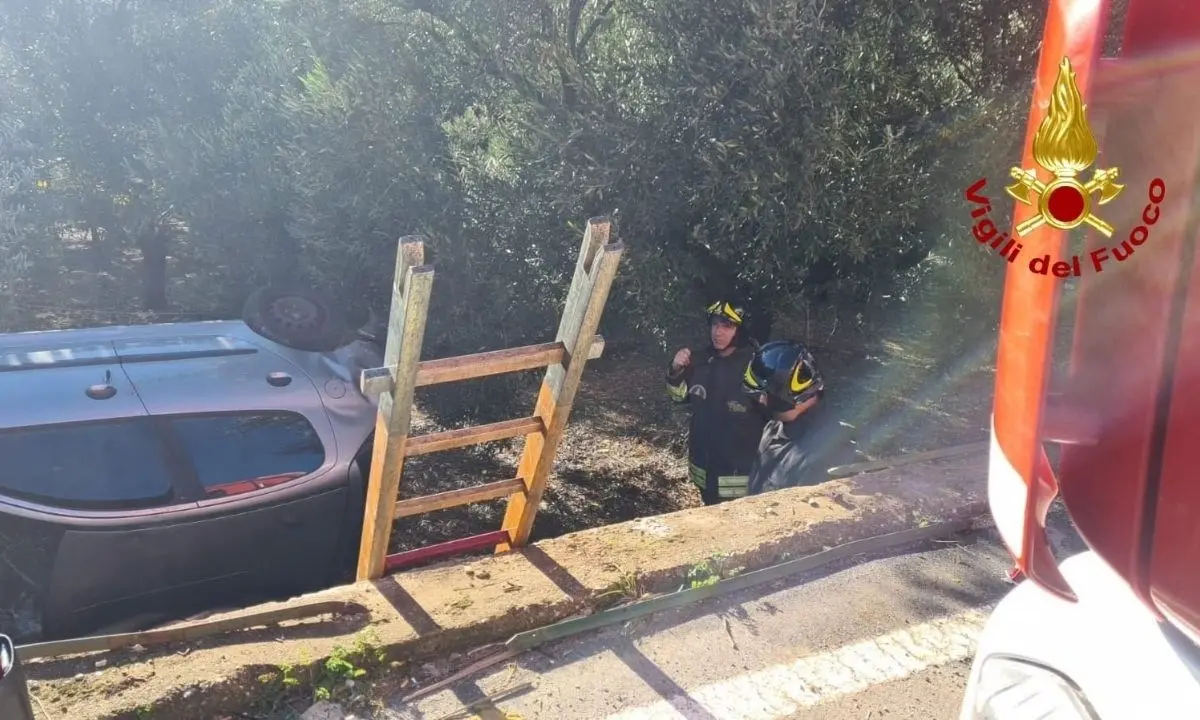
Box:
[666,299,769,505]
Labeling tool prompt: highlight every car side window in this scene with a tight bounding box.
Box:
[168,412,326,498]
[0,420,175,510]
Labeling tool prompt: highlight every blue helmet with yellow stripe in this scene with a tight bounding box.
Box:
[742,340,824,405]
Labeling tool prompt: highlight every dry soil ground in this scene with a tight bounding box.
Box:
[391,316,997,556]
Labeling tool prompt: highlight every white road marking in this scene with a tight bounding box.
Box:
[604,608,991,720]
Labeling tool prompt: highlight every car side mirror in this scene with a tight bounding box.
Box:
[0,634,37,720]
[0,635,10,678]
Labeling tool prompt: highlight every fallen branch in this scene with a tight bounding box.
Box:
[401,648,521,704]
[826,441,988,479]
[429,682,536,720]
[17,600,360,661]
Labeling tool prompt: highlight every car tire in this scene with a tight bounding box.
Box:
[242,287,350,352]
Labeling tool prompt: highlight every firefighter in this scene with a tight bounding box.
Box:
[666,299,769,505]
[741,339,858,495]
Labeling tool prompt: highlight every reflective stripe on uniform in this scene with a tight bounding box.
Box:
[717,475,749,498]
[689,462,707,489]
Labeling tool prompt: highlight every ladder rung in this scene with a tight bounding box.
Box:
[383,529,512,572]
[407,416,545,457]
[361,336,605,398]
[412,335,605,388]
[414,342,559,387]
[393,478,527,519]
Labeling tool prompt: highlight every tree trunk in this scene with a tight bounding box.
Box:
[139,225,168,311]
[266,212,298,287]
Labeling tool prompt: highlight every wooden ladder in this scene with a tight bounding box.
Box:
[355,217,624,581]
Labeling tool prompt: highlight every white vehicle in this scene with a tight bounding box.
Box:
[960,0,1200,717]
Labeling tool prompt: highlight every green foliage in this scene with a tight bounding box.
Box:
[682,552,734,590]
[0,0,1047,414]
[254,630,387,713]
[0,117,36,327]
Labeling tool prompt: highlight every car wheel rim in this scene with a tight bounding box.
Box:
[268,296,325,332]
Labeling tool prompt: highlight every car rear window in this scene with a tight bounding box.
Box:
[168,411,326,492]
[0,420,175,509]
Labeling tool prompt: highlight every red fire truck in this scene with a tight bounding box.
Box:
[959,0,1200,717]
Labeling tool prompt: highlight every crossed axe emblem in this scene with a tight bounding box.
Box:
[1006,167,1124,237]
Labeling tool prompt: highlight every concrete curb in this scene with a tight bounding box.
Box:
[25,449,988,720]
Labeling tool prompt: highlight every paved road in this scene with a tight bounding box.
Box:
[383,512,1087,720]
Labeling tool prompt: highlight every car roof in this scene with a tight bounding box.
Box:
[0,321,342,430]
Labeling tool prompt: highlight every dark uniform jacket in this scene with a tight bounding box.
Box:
[747,400,860,495]
[666,344,768,503]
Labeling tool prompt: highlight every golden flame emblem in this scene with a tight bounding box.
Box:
[1006,56,1124,237]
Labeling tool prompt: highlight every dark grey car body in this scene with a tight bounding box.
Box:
[0,321,381,642]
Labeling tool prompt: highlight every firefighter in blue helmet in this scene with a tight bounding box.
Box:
[666,299,769,505]
[741,339,858,495]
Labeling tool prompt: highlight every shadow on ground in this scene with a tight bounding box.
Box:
[377,526,1025,720]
